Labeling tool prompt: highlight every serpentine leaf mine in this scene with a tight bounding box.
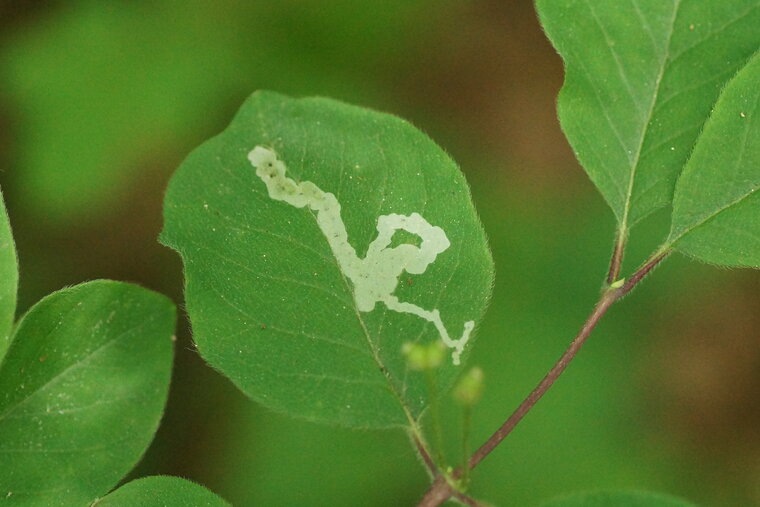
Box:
[248,146,474,365]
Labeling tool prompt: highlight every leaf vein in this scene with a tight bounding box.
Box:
[585,0,648,116]
[667,4,760,67]
[193,243,353,306]
[670,92,760,243]
[0,316,157,424]
[619,0,681,229]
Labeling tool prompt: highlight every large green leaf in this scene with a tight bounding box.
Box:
[94,476,230,506]
[667,52,760,267]
[536,0,760,230]
[0,189,18,359]
[540,490,695,507]
[0,281,175,506]
[162,91,493,428]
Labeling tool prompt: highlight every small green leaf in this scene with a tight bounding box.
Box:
[162,91,494,428]
[0,281,175,505]
[667,51,760,267]
[94,476,230,506]
[537,0,760,229]
[540,490,695,507]
[0,189,18,360]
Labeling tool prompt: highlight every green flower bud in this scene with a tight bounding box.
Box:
[453,366,484,406]
[402,341,446,371]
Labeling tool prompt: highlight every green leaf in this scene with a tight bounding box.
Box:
[536,0,760,230]
[162,91,493,428]
[667,52,760,267]
[94,476,230,506]
[540,490,695,507]
[0,281,175,505]
[0,189,18,359]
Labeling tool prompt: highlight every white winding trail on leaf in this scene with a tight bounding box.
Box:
[248,146,473,365]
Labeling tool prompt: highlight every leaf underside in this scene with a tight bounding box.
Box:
[162,91,494,428]
[537,0,760,230]
[0,281,175,505]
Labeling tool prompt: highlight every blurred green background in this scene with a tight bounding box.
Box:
[1,1,759,505]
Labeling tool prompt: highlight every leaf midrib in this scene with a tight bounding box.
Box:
[666,81,760,246]
[276,135,426,425]
[0,317,154,424]
[619,0,682,231]
[667,185,760,249]
[304,205,420,427]
[255,100,428,425]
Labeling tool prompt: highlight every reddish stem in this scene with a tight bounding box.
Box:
[468,289,617,469]
[411,431,438,477]
[416,250,670,506]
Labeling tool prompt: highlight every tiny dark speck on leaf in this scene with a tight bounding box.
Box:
[406,278,413,286]
[39,356,47,362]
[261,324,267,329]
